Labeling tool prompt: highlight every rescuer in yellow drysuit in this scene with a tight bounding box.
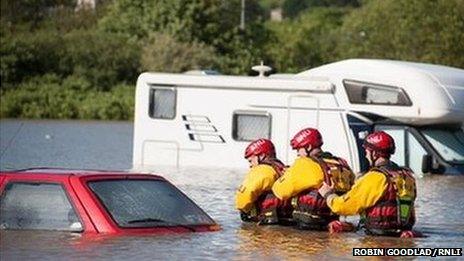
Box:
[236,139,292,225]
[318,131,421,237]
[272,128,355,231]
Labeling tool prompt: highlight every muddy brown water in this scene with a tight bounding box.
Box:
[1,120,463,260]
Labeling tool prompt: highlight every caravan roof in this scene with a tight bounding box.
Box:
[137,72,334,93]
[298,59,464,87]
[297,59,464,125]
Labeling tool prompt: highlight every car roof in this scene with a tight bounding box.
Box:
[0,167,162,178]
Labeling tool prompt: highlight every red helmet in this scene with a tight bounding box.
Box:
[290,128,323,150]
[363,131,395,157]
[244,139,276,159]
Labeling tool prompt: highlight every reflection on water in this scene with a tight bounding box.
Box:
[236,224,419,259]
[1,120,463,259]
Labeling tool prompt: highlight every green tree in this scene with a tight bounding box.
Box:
[100,0,265,41]
[0,0,74,26]
[336,0,464,68]
[265,7,349,72]
[282,0,359,18]
[59,30,140,90]
[101,0,223,41]
[140,33,217,73]
[1,29,140,91]
[99,0,268,74]
[0,30,63,88]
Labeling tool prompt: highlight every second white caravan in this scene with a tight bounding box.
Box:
[132,59,464,175]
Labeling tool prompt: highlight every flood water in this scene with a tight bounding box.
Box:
[1,120,463,260]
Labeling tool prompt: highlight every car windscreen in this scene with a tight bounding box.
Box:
[87,179,215,228]
[421,128,464,164]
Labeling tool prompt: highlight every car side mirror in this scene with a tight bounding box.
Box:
[421,155,433,174]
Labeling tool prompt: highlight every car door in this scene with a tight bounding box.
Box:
[0,175,85,232]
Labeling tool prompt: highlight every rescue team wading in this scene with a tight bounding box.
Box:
[236,129,424,237]
[236,130,355,231]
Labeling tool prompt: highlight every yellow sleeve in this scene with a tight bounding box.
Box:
[326,171,387,216]
[272,157,324,200]
[235,165,277,212]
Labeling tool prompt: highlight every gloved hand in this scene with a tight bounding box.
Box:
[318,182,334,199]
[240,211,252,222]
[400,230,424,238]
[328,220,355,234]
[261,197,280,210]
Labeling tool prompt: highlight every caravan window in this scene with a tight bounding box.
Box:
[149,87,176,119]
[343,80,412,106]
[232,111,271,141]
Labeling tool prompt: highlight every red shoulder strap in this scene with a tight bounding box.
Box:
[261,158,286,177]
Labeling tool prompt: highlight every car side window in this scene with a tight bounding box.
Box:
[0,182,83,232]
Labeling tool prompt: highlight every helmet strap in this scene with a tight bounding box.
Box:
[370,154,377,167]
[367,149,376,167]
[370,151,386,167]
[304,146,312,157]
[305,149,310,156]
[306,146,321,157]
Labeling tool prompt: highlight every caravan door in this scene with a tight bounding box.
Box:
[285,94,320,163]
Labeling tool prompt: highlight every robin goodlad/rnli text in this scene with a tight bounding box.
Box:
[353,248,462,257]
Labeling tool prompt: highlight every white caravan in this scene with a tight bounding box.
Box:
[132,59,464,175]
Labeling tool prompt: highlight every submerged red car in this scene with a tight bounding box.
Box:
[0,168,219,234]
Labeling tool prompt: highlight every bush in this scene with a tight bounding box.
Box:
[0,74,79,118]
[0,29,141,91]
[0,75,135,120]
[79,84,134,120]
[59,30,141,90]
[140,33,217,73]
[0,30,63,88]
